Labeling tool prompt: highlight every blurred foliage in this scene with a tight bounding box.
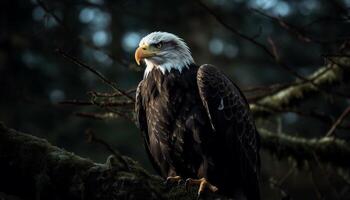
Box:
[0,0,350,199]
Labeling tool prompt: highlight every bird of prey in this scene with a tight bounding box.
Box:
[135,32,260,199]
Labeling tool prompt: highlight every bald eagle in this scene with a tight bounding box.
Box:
[135,32,260,199]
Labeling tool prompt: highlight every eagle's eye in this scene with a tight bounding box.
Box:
[155,42,163,49]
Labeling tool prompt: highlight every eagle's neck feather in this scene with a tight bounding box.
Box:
[143,56,194,78]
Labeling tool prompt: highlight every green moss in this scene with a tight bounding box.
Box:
[251,59,350,117]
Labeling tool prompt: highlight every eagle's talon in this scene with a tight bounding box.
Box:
[185,178,192,191]
[165,176,183,186]
[185,178,218,197]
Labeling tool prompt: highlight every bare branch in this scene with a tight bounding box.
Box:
[59,100,133,107]
[252,8,313,43]
[75,112,109,120]
[326,106,350,137]
[267,37,280,61]
[89,89,136,98]
[37,0,66,29]
[195,0,310,81]
[36,0,134,70]
[252,8,350,44]
[269,165,295,200]
[56,48,135,102]
[194,0,274,59]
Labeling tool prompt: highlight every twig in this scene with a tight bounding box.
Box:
[303,16,350,29]
[37,0,66,29]
[325,106,350,137]
[268,37,280,61]
[195,0,309,81]
[252,8,350,45]
[88,89,136,98]
[252,8,313,43]
[103,107,134,122]
[36,0,133,70]
[85,129,130,171]
[56,48,135,101]
[269,178,292,200]
[194,0,274,59]
[59,100,134,107]
[278,164,296,186]
[75,111,130,121]
[75,112,106,120]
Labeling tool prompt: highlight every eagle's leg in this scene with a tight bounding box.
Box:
[185,177,218,197]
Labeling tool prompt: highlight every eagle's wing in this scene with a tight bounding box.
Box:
[197,64,260,173]
[135,80,162,175]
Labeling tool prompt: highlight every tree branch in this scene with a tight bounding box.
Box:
[325,106,350,137]
[259,128,350,168]
[56,48,135,102]
[0,122,227,200]
[250,57,350,117]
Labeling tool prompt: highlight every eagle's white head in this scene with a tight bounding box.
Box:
[135,32,194,78]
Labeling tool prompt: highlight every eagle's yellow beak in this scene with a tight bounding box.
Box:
[135,45,158,65]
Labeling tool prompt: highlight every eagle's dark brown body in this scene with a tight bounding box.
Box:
[136,64,260,199]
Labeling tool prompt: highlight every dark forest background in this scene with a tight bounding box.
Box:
[1,0,350,199]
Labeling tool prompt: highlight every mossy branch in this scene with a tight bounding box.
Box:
[0,122,227,200]
[1,120,350,200]
[259,128,350,168]
[250,56,350,117]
